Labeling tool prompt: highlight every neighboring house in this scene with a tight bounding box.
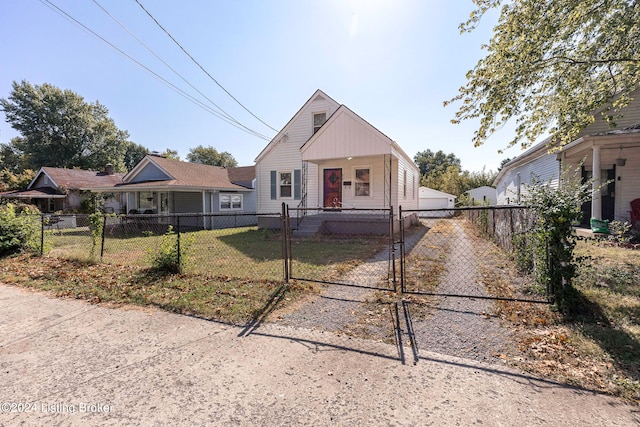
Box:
[494,88,640,225]
[465,186,497,206]
[0,165,124,213]
[418,187,456,217]
[255,89,419,231]
[88,154,256,229]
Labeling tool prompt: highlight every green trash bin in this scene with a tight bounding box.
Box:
[590,218,609,234]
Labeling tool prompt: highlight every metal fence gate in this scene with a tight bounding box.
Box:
[282,204,397,291]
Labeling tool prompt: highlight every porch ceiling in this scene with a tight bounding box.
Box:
[560,133,640,161]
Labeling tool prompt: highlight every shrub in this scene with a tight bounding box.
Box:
[0,202,41,256]
[148,226,193,274]
[522,166,592,310]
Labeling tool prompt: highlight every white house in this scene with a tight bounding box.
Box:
[465,186,497,206]
[494,89,640,225]
[255,90,420,221]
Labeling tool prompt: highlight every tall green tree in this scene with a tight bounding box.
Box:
[446,0,640,149]
[0,81,132,172]
[414,150,461,178]
[186,145,238,167]
[0,138,28,173]
[123,142,149,171]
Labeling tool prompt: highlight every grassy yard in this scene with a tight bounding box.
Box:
[6,226,386,325]
[45,226,386,282]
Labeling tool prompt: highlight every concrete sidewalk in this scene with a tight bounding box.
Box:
[0,284,638,426]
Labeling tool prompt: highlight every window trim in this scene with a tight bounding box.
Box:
[219,193,243,211]
[278,170,293,199]
[312,111,327,134]
[403,169,407,199]
[353,166,372,198]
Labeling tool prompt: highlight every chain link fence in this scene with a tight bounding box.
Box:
[398,207,547,302]
[39,212,284,281]
[284,207,398,290]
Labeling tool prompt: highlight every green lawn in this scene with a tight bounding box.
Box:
[45,226,386,282]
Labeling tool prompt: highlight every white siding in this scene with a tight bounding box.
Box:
[302,109,391,159]
[256,94,340,213]
[466,186,497,205]
[496,153,560,205]
[395,149,419,210]
[255,91,419,213]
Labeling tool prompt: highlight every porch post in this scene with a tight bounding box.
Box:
[592,145,602,220]
[202,190,206,229]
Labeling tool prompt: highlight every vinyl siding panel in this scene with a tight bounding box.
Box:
[302,110,391,160]
[256,95,339,213]
[395,150,420,210]
[496,153,559,205]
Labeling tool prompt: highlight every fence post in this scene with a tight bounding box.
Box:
[100,214,107,260]
[40,214,44,256]
[398,206,404,294]
[281,202,289,282]
[177,215,182,272]
[390,206,396,291]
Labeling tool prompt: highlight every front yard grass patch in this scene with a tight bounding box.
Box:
[0,254,318,325]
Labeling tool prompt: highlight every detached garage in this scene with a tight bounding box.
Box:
[418,187,456,217]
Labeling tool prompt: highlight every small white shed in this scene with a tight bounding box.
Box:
[465,186,497,206]
[418,187,456,216]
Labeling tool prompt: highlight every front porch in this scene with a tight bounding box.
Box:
[258,209,419,236]
[558,130,640,225]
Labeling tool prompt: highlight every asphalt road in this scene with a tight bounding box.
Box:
[1,284,638,426]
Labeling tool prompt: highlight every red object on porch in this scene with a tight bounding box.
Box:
[630,198,640,228]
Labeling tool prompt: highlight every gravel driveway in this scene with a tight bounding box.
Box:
[1,284,638,426]
[278,218,518,365]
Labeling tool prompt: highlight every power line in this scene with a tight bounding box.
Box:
[38,0,271,141]
[91,0,269,139]
[134,0,280,133]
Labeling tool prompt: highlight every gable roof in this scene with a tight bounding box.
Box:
[227,165,255,189]
[301,104,417,167]
[254,89,340,162]
[113,155,250,191]
[30,167,124,190]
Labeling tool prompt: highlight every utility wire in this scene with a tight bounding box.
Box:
[91,0,270,139]
[38,0,271,141]
[134,0,280,133]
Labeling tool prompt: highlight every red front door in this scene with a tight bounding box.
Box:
[323,168,342,208]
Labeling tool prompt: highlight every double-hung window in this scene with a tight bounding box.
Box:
[280,172,292,198]
[220,193,243,210]
[355,168,370,197]
[313,112,326,134]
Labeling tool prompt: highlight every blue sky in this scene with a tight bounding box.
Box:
[1,0,526,172]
